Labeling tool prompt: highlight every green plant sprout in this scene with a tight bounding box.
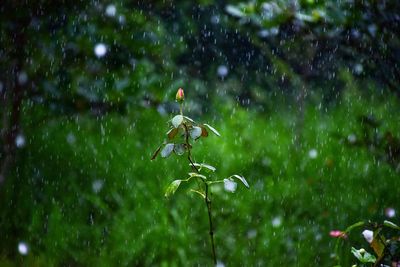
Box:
[151,88,250,265]
[331,220,400,267]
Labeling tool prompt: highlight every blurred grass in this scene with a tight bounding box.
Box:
[1,85,400,266]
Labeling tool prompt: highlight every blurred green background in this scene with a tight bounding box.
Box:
[1,1,399,266]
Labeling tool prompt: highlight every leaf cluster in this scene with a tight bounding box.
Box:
[151,115,220,160]
[164,164,249,198]
[334,220,400,266]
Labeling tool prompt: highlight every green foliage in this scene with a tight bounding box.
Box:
[225,0,400,96]
[1,84,399,266]
[165,180,182,198]
[334,220,400,266]
[351,247,376,264]
[152,90,249,264]
[1,1,400,266]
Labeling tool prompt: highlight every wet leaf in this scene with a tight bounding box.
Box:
[231,174,250,188]
[167,128,179,140]
[190,189,205,199]
[371,231,385,257]
[200,126,208,137]
[345,221,365,232]
[351,247,376,263]
[188,172,207,180]
[172,115,183,128]
[151,145,162,160]
[173,143,186,156]
[192,163,216,172]
[204,123,220,136]
[225,5,245,18]
[161,143,174,158]
[184,116,195,123]
[384,220,400,230]
[190,126,202,140]
[165,180,182,198]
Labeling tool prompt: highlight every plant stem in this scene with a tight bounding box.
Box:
[188,155,217,264]
[183,115,217,264]
[204,182,217,265]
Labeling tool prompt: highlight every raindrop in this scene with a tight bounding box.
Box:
[130,58,137,71]
[18,71,28,85]
[351,29,361,39]
[385,207,396,218]
[94,43,107,58]
[354,63,363,75]
[224,179,237,193]
[308,149,318,159]
[368,24,377,37]
[92,179,104,193]
[210,15,220,24]
[347,133,357,144]
[315,233,322,241]
[66,132,76,144]
[105,4,117,17]
[247,229,257,239]
[18,242,29,255]
[270,27,279,35]
[15,134,26,148]
[118,15,126,24]
[262,157,271,166]
[157,104,167,116]
[217,65,228,78]
[272,216,282,228]
[258,30,270,38]
[258,27,279,38]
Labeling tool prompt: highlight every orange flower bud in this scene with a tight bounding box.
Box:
[176,88,184,102]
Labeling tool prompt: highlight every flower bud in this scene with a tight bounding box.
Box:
[329,230,347,239]
[176,88,184,103]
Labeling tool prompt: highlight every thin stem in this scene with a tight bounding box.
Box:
[205,182,217,265]
[183,123,199,173]
[183,122,217,264]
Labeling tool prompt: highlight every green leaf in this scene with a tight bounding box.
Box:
[167,128,179,140]
[344,221,365,233]
[188,172,207,180]
[173,143,186,156]
[204,123,221,136]
[363,252,377,263]
[192,163,216,172]
[351,247,376,263]
[165,180,182,198]
[231,174,250,188]
[161,143,174,158]
[225,5,245,18]
[184,116,195,123]
[384,220,400,230]
[189,189,205,199]
[172,115,183,128]
[151,145,162,160]
[190,126,202,140]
